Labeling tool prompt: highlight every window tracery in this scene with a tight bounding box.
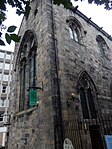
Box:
[96,35,111,61]
[18,30,37,111]
[67,17,82,43]
[77,71,97,119]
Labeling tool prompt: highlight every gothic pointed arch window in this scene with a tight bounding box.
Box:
[19,57,26,111]
[28,45,36,89]
[96,35,111,60]
[77,71,97,119]
[18,30,37,111]
[69,25,79,42]
[67,16,82,43]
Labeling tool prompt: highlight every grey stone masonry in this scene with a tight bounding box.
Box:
[8,0,112,149]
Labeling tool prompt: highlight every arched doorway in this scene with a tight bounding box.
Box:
[77,71,104,149]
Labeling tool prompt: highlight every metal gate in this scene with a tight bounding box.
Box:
[63,116,112,149]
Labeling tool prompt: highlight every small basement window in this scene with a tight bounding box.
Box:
[2,86,6,93]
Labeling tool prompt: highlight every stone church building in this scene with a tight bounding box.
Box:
[7,0,112,149]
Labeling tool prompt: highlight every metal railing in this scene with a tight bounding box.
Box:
[63,116,112,149]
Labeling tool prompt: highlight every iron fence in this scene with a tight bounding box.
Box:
[63,116,112,149]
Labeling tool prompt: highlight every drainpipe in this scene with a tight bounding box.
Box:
[50,0,63,149]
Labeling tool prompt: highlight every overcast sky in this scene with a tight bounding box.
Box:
[0,1,112,51]
[0,5,23,51]
[72,0,112,35]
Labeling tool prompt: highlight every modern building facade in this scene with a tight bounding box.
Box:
[0,49,13,147]
[8,0,112,149]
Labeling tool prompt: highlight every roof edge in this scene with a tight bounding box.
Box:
[70,7,112,41]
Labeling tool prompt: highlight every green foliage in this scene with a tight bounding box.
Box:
[5,33,11,44]
[7,26,17,32]
[0,0,31,46]
[24,1,31,18]
[53,0,72,9]
[5,26,21,45]
[0,39,5,45]
[0,12,6,24]
[5,33,21,45]
[2,25,20,45]
[0,0,7,11]
[53,0,112,10]
[10,34,21,42]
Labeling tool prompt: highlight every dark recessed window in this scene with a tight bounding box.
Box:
[0,112,4,121]
[78,72,97,119]
[96,35,111,60]
[2,86,7,93]
[18,30,37,111]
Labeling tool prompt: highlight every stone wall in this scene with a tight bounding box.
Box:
[8,0,112,149]
[53,4,112,120]
[8,0,56,149]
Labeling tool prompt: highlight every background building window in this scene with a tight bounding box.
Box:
[0,63,3,69]
[1,97,6,107]
[2,86,7,93]
[3,74,8,81]
[0,112,4,121]
[1,100,5,107]
[5,63,10,70]
[6,53,11,60]
[0,52,5,59]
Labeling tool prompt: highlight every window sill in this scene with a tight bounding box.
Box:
[71,39,85,47]
[14,106,38,118]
